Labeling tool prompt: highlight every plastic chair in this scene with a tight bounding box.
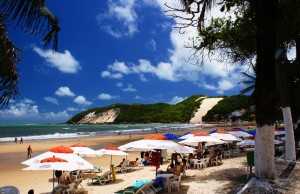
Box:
[170,175,181,192]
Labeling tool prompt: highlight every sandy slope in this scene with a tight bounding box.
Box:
[190,97,223,124]
[79,109,119,124]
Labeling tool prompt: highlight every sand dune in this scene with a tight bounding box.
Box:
[190,97,223,124]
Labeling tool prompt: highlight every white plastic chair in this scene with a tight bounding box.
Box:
[170,175,182,192]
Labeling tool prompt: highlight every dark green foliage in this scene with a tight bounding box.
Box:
[203,95,253,122]
[67,95,204,124]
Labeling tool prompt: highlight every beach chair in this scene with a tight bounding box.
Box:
[169,175,181,192]
[116,160,130,173]
[89,171,112,185]
[65,179,88,194]
[223,150,231,158]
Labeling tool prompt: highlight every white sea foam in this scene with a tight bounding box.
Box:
[0,132,89,142]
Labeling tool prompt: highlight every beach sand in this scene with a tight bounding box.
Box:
[0,134,248,194]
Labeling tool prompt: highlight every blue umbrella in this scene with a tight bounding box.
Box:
[164,133,179,140]
[243,128,256,136]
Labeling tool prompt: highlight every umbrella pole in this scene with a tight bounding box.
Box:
[52,170,54,189]
[111,155,112,165]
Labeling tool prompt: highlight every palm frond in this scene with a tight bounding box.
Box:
[0,0,60,49]
[0,17,19,106]
[240,85,254,94]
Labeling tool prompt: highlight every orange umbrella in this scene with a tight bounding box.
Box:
[192,131,209,136]
[49,146,73,153]
[144,134,166,140]
[40,156,67,163]
[70,143,86,147]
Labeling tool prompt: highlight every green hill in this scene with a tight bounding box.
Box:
[67,95,205,124]
[67,95,254,124]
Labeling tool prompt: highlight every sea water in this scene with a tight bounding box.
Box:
[0,123,199,142]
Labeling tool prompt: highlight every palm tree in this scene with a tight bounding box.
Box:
[0,0,60,106]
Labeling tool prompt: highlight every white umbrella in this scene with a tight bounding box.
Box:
[210,132,241,142]
[119,139,192,153]
[237,139,283,147]
[178,135,225,147]
[71,147,98,157]
[227,131,253,138]
[22,151,94,170]
[96,148,127,165]
[178,133,194,140]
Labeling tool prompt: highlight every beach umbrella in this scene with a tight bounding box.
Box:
[237,139,283,148]
[209,132,241,142]
[70,144,97,157]
[178,133,194,140]
[119,139,193,153]
[23,153,93,188]
[227,131,253,138]
[96,145,127,165]
[163,133,179,140]
[178,136,225,147]
[144,134,166,140]
[244,128,256,136]
[49,145,73,153]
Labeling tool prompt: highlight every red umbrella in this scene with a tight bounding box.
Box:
[49,146,73,153]
[40,156,67,163]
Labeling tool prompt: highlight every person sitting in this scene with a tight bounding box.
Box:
[59,172,72,185]
[129,158,139,167]
[117,158,126,167]
[167,162,175,173]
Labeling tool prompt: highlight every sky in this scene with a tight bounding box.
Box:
[0,0,247,123]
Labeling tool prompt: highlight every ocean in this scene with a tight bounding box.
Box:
[0,123,199,142]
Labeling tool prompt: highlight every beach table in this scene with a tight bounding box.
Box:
[157,173,174,193]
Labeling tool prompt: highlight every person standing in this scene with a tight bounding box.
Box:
[14,137,17,144]
[20,137,23,144]
[27,145,32,158]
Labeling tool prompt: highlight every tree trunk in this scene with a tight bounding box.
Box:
[255,125,275,178]
[275,46,296,161]
[282,107,296,161]
[253,0,278,179]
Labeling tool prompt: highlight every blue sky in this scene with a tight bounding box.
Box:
[0,0,245,123]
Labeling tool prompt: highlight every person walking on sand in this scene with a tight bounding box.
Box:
[14,137,17,144]
[27,145,32,158]
[20,137,23,144]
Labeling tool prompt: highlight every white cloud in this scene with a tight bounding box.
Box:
[55,86,75,97]
[147,39,157,51]
[97,0,138,38]
[67,107,79,112]
[73,96,92,106]
[33,47,81,73]
[135,95,141,99]
[101,0,243,94]
[0,99,70,122]
[122,84,137,92]
[101,70,123,79]
[43,111,70,121]
[44,96,59,105]
[202,79,235,94]
[169,96,187,104]
[116,82,124,87]
[109,61,131,74]
[0,99,39,118]
[98,93,117,100]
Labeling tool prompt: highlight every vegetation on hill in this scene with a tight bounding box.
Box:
[67,95,204,124]
[203,95,254,122]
